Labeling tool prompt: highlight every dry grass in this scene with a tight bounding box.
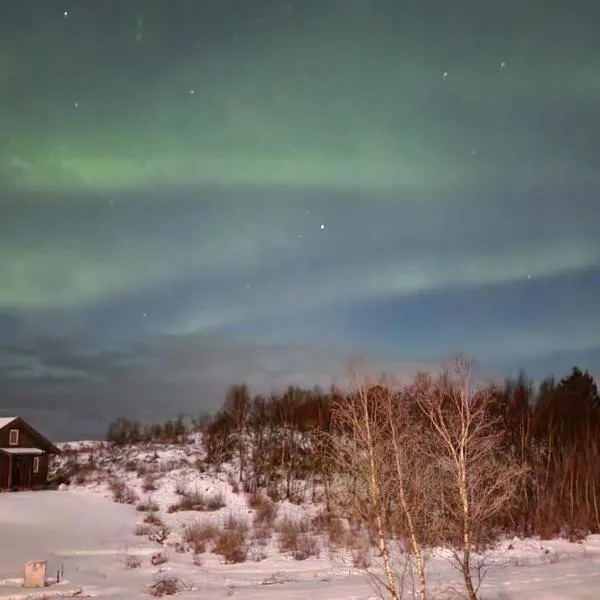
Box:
[137,499,159,512]
[134,523,153,536]
[168,490,225,513]
[142,474,159,492]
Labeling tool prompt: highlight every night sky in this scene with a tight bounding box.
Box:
[1,0,599,439]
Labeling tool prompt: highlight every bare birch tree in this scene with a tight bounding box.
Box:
[329,369,399,600]
[379,380,429,600]
[412,356,523,600]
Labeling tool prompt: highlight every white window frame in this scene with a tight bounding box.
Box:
[8,429,19,446]
[33,456,40,474]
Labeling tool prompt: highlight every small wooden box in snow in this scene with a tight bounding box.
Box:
[23,560,47,588]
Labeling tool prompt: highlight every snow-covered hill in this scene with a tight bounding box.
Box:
[2,436,600,599]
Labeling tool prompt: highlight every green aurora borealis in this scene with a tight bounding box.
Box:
[1,0,599,192]
[1,0,599,438]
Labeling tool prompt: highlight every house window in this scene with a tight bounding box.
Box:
[33,456,40,474]
[8,429,19,446]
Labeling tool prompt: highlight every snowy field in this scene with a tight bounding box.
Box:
[2,442,600,599]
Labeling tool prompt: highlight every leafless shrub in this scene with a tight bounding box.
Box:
[135,523,153,536]
[228,473,240,494]
[149,525,170,544]
[144,512,164,526]
[74,471,88,485]
[347,529,373,568]
[312,511,346,547]
[151,552,168,566]
[125,555,142,569]
[124,460,138,472]
[148,575,186,597]
[276,517,310,553]
[352,544,373,569]
[291,534,320,560]
[174,481,187,496]
[109,479,138,504]
[183,521,219,554]
[509,555,531,568]
[248,534,269,562]
[253,498,279,529]
[266,484,281,503]
[214,516,249,563]
[247,488,265,509]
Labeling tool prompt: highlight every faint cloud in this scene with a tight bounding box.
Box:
[0,331,437,440]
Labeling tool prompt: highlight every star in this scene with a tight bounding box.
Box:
[63,10,69,18]
[320,224,326,230]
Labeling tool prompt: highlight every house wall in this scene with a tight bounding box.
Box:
[32,454,49,488]
[0,453,49,490]
[0,453,9,488]
[0,419,53,489]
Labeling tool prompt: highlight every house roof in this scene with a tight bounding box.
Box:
[0,447,43,455]
[0,417,17,430]
[0,417,60,454]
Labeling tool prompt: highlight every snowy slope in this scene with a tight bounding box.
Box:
[1,439,600,599]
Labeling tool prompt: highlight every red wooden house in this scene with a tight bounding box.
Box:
[0,417,61,490]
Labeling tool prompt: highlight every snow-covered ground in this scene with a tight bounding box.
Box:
[2,440,600,599]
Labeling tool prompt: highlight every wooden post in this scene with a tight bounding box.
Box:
[7,454,12,489]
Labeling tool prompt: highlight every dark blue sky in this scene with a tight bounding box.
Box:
[1,0,599,439]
